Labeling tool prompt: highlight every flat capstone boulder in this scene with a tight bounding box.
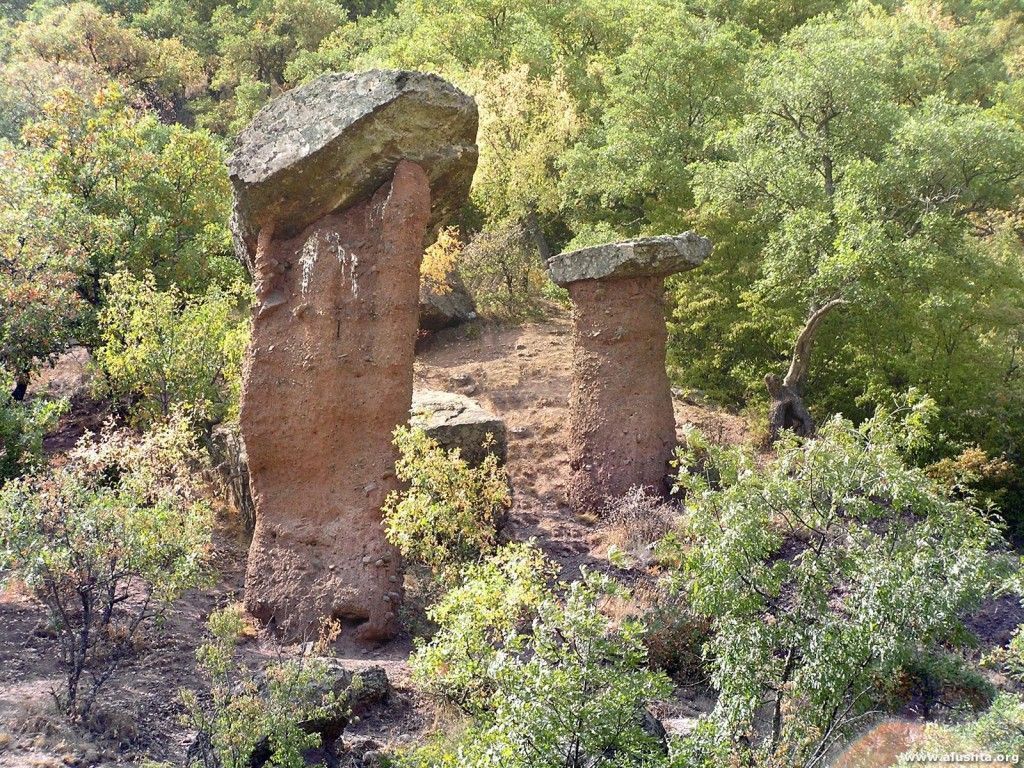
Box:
[229,69,478,266]
[547,233,712,286]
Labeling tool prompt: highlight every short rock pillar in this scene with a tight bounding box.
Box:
[228,70,478,641]
[547,234,711,515]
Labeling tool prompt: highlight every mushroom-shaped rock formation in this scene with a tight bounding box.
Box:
[548,233,711,515]
[230,70,478,642]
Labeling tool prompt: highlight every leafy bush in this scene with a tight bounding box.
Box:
[420,227,463,296]
[668,397,1013,766]
[456,224,552,319]
[904,693,1024,764]
[0,368,67,482]
[181,607,346,768]
[409,544,673,768]
[93,271,248,429]
[0,415,214,720]
[903,618,1024,763]
[0,144,85,387]
[410,543,552,713]
[635,587,710,687]
[383,426,510,582]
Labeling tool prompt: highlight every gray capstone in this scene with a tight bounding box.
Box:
[411,389,506,466]
[228,69,479,268]
[546,233,712,286]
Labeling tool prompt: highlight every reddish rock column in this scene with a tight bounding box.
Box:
[241,161,429,641]
[547,235,711,516]
[228,70,478,641]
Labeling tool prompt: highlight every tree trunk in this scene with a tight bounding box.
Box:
[766,299,845,444]
[523,209,551,264]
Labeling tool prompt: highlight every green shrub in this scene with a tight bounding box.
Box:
[410,542,552,714]
[0,415,214,720]
[93,270,248,429]
[637,588,710,687]
[181,607,346,768]
[0,368,67,482]
[906,620,1024,764]
[383,426,510,583]
[456,224,551,320]
[905,693,1024,763]
[668,397,1013,767]
[408,544,673,768]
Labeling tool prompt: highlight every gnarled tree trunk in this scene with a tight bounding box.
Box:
[766,299,844,444]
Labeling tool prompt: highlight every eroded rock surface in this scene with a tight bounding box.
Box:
[231,70,478,641]
[411,389,506,465]
[548,234,711,514]
[229,69,478,274]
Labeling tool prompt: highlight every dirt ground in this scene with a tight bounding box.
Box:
[0,312,1015,767]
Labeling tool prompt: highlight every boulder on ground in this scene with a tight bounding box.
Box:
[247,665,391,768]
[411,389,506,466]
[419,269,477,330]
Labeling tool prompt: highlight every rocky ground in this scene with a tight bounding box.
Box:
[1,311,1018,768]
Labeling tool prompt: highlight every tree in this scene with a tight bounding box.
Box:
[464,64,578,257]
[669,396,1013,766]
[383,425,510,583]
[0,416,214,720]
[559,6,751,240]
[93,271,248,429]
[687,9,1024,441]
[13,2,205,113]
[21,86,239,306]
[0,142,86,395]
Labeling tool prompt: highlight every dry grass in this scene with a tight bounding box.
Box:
[601,487,679,563]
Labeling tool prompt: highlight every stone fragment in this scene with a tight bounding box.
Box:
[419,268,477,330]
[411,389,506,466]
[547,234,711,514]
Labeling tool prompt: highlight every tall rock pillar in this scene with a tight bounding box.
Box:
[547,234,711,515]
[228,70,478,641]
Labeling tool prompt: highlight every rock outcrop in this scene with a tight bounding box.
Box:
[246,665,391,768]
[229,70,478,641]
[411,389,506,465]
[548,234,711,514]
[207,422,255,531]
[205,389,503,532]
[419,268,477,330]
